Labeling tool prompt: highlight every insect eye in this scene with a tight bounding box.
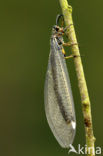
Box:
[55,27,59,31]
[52,25,60,32]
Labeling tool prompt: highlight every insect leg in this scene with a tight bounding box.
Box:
[62,48,66,55]
[64,54,80,59]
[64,55,74,59]
[62,48,80,59]
[63,42,78,47]
[62,42,79,59]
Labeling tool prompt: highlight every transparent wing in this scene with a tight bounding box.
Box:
[44,38,76,148]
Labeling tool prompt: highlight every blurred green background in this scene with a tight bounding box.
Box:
[0,0,103,155]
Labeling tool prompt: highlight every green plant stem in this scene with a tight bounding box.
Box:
[59,0,95,156]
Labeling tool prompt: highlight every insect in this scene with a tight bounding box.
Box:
[44,15,76,148]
